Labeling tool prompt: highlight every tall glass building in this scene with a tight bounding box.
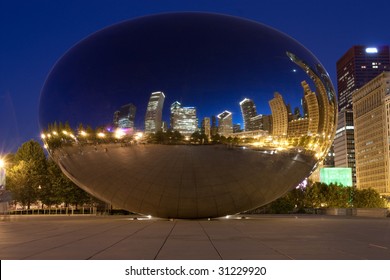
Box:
[113,103,136,129]
[334,46,389,185]
[239,98,257,131]
[217,111,233,136]
[145,91,165,133]
[170,101,198,136]
[337,45,390,111]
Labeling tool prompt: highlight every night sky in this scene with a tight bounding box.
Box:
[1,0,390,153]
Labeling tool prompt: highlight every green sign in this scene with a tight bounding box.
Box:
[320,168,353,187]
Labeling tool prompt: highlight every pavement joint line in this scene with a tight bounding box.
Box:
[230,221,295,260]
[87,220,158,260]
[153,220,177,260]
[198,220,223,260]
[20,219,147,260]
[369,244,388,250]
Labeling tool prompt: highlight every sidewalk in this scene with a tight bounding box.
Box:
[1,215,389,260]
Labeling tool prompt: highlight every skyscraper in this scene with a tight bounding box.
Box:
[113,103,136,129]
[269,92,288,137]
[217,111,233,136]
[239,98,257,131]
[334,46,389,184]
[337,45,390,111]
[333,109,356,185]
[353,72,390,194]
[170,101,198,136]
[301,81,319,136]
[145,91,165,133]
[201,117,211,139]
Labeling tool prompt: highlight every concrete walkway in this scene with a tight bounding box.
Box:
[1,215,389,260]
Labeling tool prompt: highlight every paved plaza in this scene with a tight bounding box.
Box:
[0,215,389,260]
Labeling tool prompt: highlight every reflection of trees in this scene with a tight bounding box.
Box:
[147,130,184,144]
[42,122,136,151]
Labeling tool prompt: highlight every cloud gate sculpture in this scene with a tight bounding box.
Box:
[39,12,337,218]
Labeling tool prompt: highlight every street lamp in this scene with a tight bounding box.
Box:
[0,158,5,189]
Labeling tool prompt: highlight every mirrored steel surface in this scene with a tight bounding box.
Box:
[39,12,337,218]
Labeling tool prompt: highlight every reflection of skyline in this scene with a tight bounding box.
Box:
[110,76,327,144]
[106,51,336,143]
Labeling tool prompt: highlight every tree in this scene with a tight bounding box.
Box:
[353,188,385,208]
[39,159,64,207]
[7,140,47,209]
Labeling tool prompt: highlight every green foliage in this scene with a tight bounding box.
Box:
[6,140,98,209]
[7,140,48,209]
[263,182,385,213]
[352,188,385,208]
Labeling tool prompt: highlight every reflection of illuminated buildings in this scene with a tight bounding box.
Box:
[217,111,233,136]
[233,124,242,133]
[287,51,336,161]
[250,115,263,131]
[240,98,257,131]
[145,91,165,133]
[353,72,390,195]
[287,51,336,139]
[302,81,319,135]
[113,103,136,129]
[211,116,218,136]
[287,118,309,137]
[201,117,211,139]
[269,92,288,137]
[170,101,198,136]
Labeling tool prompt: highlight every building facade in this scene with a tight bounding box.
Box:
[239,98,257,131]
[352,72,390,194]
[217,111,233,136]
[333,109,356,186]
[269,92,288,137]
[334,46,390,185]
[301,81,319,136]
[145,91,165,133]
[170,101,198,136]
[337,45,390,111]
[113,103,136,129]
[201,117,211,139]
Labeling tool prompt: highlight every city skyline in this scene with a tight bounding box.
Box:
[2,0,390,153]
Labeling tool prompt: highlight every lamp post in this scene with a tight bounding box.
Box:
[0,158,5,190]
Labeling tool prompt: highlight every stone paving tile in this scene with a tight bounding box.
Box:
[1,215,390,260]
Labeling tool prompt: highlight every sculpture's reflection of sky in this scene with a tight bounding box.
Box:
[2,0,389,152]
[39,13,317,131]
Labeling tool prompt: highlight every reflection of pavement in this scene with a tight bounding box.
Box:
[1,215,389,260]
[54,144,317,218]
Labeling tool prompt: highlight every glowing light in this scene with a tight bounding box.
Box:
[79,131,87,137]
[365,47,378,53]
[41,133,46,139]
[62,130,68,135]
[114,128,126,139]
[134,132,144,140]
[97,132,106,138]
[0,158,5,168]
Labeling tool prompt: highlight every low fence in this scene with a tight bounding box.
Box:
[321,208,389,218]
[8,207,98,215]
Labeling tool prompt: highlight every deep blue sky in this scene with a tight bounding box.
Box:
[1,0,389,153]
